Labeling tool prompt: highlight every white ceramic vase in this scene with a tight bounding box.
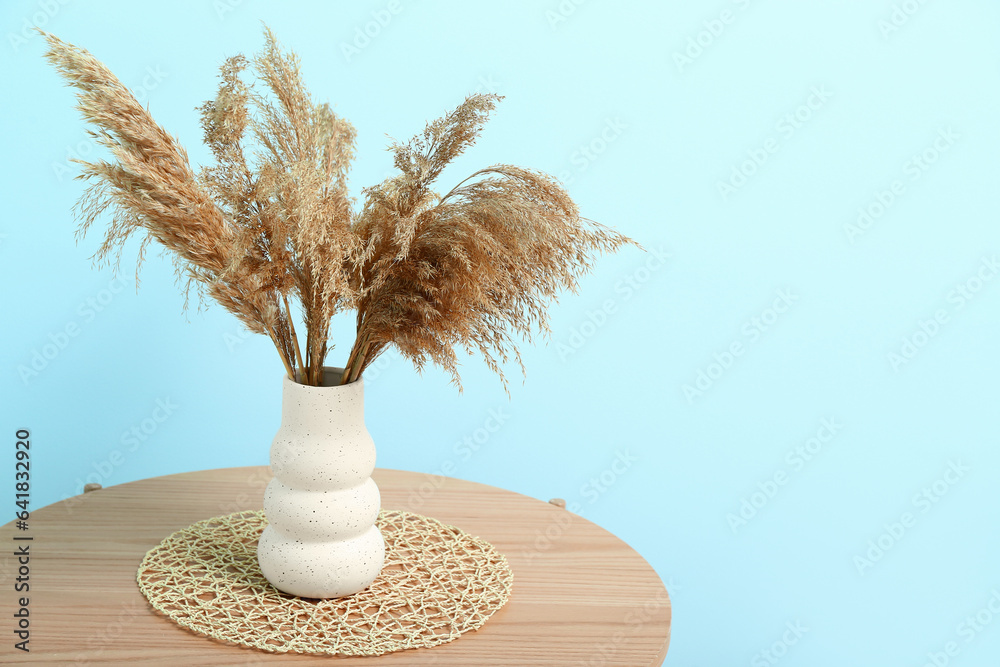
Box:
[257,366,385,598]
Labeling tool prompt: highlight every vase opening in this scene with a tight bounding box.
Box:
[292,366,350,387]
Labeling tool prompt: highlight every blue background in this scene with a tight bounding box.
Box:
[2,1,999,664]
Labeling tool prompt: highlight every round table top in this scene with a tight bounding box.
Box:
[0,466,670,665]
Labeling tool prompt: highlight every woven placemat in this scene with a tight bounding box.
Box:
[136,509,513,656]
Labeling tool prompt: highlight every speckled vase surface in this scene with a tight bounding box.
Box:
[257,366,385,598]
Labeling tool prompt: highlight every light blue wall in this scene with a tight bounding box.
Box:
[2,1,999,664]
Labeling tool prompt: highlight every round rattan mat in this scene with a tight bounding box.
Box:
[135,509,513,656]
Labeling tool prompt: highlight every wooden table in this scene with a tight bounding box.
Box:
[0,466,670,665]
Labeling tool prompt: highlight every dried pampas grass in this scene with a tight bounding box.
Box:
[40,27,635,388]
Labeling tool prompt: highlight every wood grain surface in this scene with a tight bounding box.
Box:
[0,466,670,665]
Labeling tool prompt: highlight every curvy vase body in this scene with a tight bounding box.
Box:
[257,367,385,598]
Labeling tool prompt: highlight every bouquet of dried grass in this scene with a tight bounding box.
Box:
[40,27,635,388]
